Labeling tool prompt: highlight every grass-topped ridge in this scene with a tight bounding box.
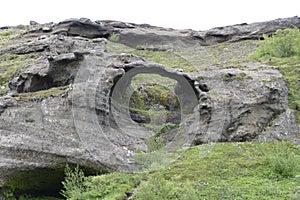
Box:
[250,28,300,122]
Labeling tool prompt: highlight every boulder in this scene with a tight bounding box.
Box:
[53,18,113,39]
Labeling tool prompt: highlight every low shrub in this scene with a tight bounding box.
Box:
[251,28,300,59]
[266,141,299,178]
[60,164,86,200]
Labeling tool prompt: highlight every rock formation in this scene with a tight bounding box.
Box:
[0,16,299,195]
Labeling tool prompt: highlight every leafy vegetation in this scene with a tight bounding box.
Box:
[250,28,300,122]
[61,170,141,200]
[0,29,13,37]
[251,28,300,58]
[61,164,86,199]
[60,142,300,199]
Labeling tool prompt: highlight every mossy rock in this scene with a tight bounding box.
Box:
[0,53,38,95]
[13,86,69,101]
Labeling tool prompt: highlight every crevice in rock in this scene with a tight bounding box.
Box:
[9,54,83,94]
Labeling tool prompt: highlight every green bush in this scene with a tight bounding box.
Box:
[108,32,120,42]
[0,29,12,37]
[60,164,86,200]
[266,141,299,178]
[251,28,300,59]
[81,172,140,199]
[2,188,16,200]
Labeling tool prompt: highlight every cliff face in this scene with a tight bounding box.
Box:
[0,17,300,194]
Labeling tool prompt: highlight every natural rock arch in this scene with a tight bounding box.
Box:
[108,62,201,120]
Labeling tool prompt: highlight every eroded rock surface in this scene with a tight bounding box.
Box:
[0,17,300,194]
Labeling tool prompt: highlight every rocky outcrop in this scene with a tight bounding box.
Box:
[99,16,300,47]
[194,16,300,44]
[0,17,300,195]
[53,18,113,38]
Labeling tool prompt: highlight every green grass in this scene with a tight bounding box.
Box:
[74,172,141,200]
[107,40,258,72]
[0,29,23,49]
[107,41,196,72]
[61,142,300,199]
[13,86,69,101]
[131,74,176,90]
[0,29,12,37]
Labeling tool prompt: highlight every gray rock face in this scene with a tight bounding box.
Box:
[188,67,297,144]
[196,16,300,44]
[0,17,300,194]
[99,16,300,47]
[53,18,113,38]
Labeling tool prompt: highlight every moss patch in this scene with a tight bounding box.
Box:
[13,86,69,101]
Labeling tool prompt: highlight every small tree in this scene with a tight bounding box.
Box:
[61,164,86,199]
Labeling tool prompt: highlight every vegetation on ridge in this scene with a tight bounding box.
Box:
[250,28,300,122]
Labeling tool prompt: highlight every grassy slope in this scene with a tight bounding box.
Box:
[73,142,300,199]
